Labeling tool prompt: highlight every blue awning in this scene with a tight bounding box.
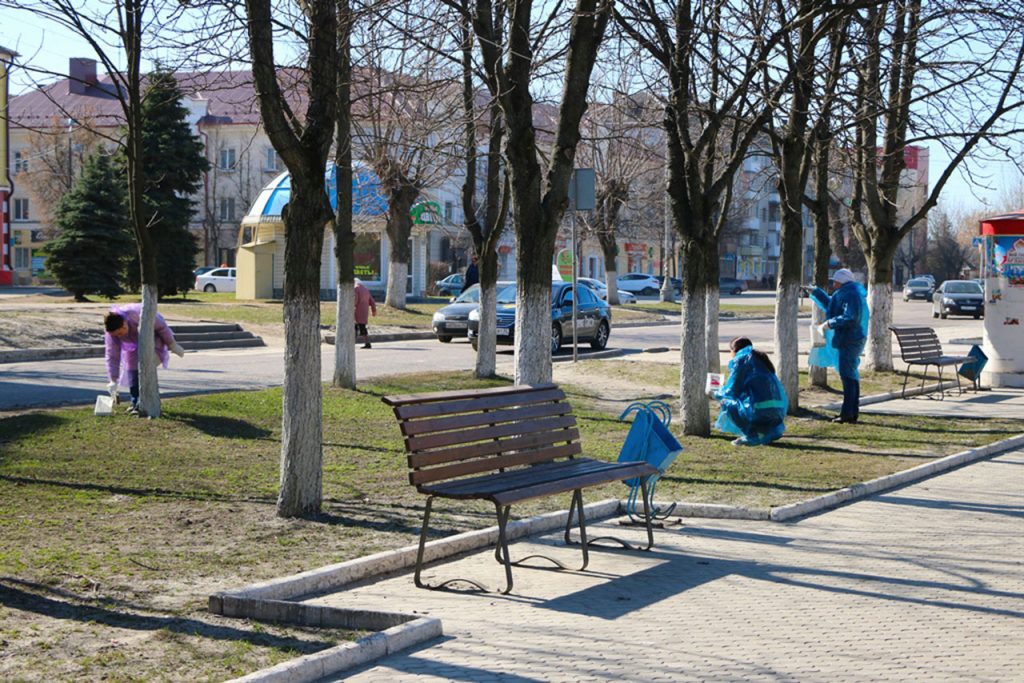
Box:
[245,162,389,219]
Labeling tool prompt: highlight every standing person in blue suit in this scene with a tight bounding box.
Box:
[804,268,869,424]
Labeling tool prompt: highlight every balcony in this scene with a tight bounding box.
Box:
[740,245,764,257]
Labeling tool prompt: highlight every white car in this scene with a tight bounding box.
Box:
[616,272,662,295]
[577,277,638,304]
[195,267,236,293]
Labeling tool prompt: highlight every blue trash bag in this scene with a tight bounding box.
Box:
[714,347,788,445]
[617,401,684,518]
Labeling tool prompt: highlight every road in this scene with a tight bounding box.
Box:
[0,295,983,412]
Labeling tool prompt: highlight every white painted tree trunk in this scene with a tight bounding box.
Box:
[604,267,619,305]
[279,298,323,515]
[333,281,356,388]
[385,260,407,309]
[679,287,710,435]
[137,284,161,418]
[774,282,801,413]
[706,287,721,373]
[475,282,498,378]
[514,284,552,385]
[866,282,894,371]
[809,302,828,387]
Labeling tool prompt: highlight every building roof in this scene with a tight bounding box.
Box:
[8,66,289,131]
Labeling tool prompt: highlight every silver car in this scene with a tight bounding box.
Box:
[902,278,934,301]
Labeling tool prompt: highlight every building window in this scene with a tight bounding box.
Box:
[219,197,236,222]
[14,247,30,269]
[264,148,278,172]
[13,198,30,221]
[444,201,454,222]
[13,151,28,174]
[218,148,237,170]
[768,202,780,222]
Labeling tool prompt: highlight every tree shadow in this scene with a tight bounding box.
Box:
[0,578,338,652]
[166,413,273,440]
[0,474,276,505]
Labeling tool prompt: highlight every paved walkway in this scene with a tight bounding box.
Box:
[317,448,1024,682]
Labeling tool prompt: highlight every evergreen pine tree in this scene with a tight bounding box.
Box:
[44,154,133,301]
[122,67,210,297]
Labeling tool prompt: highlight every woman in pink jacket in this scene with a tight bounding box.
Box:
[104,304,185,414]
[354,279,377,349]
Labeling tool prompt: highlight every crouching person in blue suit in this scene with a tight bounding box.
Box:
[714,337,788,446]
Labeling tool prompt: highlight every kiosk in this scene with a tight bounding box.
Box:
[979,211,1024,388]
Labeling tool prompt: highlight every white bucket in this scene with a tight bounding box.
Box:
[94,395,114,416]
[705,372,723,396]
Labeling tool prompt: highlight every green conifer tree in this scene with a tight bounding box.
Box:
[44,154,133,301]
[122,67,210,297]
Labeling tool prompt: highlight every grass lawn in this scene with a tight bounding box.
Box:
[2,368,1020,679]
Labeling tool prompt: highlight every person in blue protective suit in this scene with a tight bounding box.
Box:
[804,268,869,424]
[714,337,788,446]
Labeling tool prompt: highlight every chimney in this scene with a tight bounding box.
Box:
[68,58,97,95]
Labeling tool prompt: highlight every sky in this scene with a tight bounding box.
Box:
[2,7,1021,216]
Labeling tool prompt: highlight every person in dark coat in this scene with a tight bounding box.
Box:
[806,268,869,424]
[461,254,479,293]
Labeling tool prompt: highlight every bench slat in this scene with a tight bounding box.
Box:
[410,442,583,486]
[406,414,577,452]
[409,426,581,469]
[382,383,557,407]
[393,387,566,420]
[398,401,572,436]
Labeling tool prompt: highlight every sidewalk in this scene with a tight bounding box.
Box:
[313,445,1024,682]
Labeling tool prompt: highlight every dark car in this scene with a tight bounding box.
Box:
[431,282,512,342]
[719,277,748,295]
[434,273,464,296]
[654,275,683,294]
[468,281,611,353]
[903,278,934,301]
[932,280,984,319]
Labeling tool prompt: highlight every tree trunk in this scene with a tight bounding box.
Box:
[808,184,832,388]
[137,284,161,417]
[277,182,328,518]
[333,280,356,388]
[515,272,554,385]
[603,266,619,305]
[679,268,710,436]
[705,248,721,373]
[384,190,416,309]
[775,207,804,413]
[475,249,499,378]
[866,248,896,371]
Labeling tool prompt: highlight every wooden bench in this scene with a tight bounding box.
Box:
[889,326,974,399]
[382,383,660,593]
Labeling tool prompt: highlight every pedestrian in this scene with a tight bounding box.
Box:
[804,268,869,424]
[354,278,377,349]
[104,304,186,416]
[462,254,479,293]
[713,336,788,446]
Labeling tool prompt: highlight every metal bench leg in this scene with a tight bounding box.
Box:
[638,476,655,551]
[494,501,514,594]
[412,496,490,593]
[499,494,587,576]
[901,367,912,399]
[937,365,946,400]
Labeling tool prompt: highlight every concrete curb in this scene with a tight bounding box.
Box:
[0,345,103,364]
[211,500,622,682]
[769,433,1024,521]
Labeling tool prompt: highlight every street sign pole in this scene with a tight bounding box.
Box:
[568,169,595,363]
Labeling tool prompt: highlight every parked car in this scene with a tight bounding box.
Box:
[194,267,236,293]
[932,280,984,319]
[719,277,748,295]
[616,272,662,295]
[468,281,611,353]
[434,273,464,296]
[577,277,638,304]
[902,278,935,301]
[654,275,683,294]
[431,282,512,342]
[193,266,217,277]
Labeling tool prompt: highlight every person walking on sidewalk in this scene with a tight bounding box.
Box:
[354,278,377,349]
[104,304,186,415]
[805,268,869,424]
[461,254,479,294]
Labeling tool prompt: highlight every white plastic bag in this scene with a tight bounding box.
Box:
[705,372,723,396]
[94,395,114,416]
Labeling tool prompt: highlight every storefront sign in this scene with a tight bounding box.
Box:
[993,236,1024,286]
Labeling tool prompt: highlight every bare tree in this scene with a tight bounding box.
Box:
[469,0,611,385]
[845,0,1024,370]
[333,0,357,389]
[243,0,338,517]
[4,0,194,418]
[614,0,789,435]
